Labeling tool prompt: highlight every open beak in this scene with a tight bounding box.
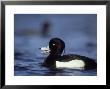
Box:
[39,46,50,54]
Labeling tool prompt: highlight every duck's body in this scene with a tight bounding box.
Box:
[43,54,96,70]
[40,38,97,70]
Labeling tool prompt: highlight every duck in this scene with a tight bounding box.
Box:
[40,38,97,70]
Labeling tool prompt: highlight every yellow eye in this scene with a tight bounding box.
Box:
[53,44,55,46]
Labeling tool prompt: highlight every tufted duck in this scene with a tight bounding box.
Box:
[40,38,97,70]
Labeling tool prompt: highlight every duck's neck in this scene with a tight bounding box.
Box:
[43,53,61,68]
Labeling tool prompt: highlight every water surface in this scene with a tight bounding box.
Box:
[14,14,97,76]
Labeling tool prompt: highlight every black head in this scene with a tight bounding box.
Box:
[49,38,65,55]
[42,38,65,67]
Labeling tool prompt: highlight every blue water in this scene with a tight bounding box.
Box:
[14,14,97,76]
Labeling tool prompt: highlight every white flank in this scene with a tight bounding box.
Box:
[56,59,85,69]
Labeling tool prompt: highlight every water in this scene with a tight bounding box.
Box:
[14,14,97,76]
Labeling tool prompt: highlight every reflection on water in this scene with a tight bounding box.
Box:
[14,14,97,76]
